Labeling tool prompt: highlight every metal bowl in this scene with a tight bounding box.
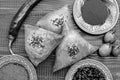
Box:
[65,59,113,80]
[0,54,37,80]
[73,0,119,35]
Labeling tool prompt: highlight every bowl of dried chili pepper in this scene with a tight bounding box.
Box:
[65,59,113,80]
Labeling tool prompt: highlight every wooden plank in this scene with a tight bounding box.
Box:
[0,0,120,80]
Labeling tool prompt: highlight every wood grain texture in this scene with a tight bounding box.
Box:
[0,0,120,80]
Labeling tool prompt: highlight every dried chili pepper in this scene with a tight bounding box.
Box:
[8,0,42,54]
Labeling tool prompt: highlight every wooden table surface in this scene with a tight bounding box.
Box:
[0,0,120,80]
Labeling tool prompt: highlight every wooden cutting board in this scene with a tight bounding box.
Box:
[0,0,120,80]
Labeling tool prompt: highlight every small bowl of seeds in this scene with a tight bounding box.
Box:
[65,59,113,80]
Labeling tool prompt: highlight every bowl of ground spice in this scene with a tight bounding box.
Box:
[65,59,113,80]
[73,0,119,35]
[0,55,37,80]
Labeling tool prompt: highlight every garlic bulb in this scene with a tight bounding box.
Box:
[98,43,112,57]
[104,31,116,43]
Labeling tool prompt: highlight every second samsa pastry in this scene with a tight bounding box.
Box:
[25,24,63,66]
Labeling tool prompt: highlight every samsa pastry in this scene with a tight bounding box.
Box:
[25,24,63,66]
[36,5,71,34]
[53,23,98,72]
